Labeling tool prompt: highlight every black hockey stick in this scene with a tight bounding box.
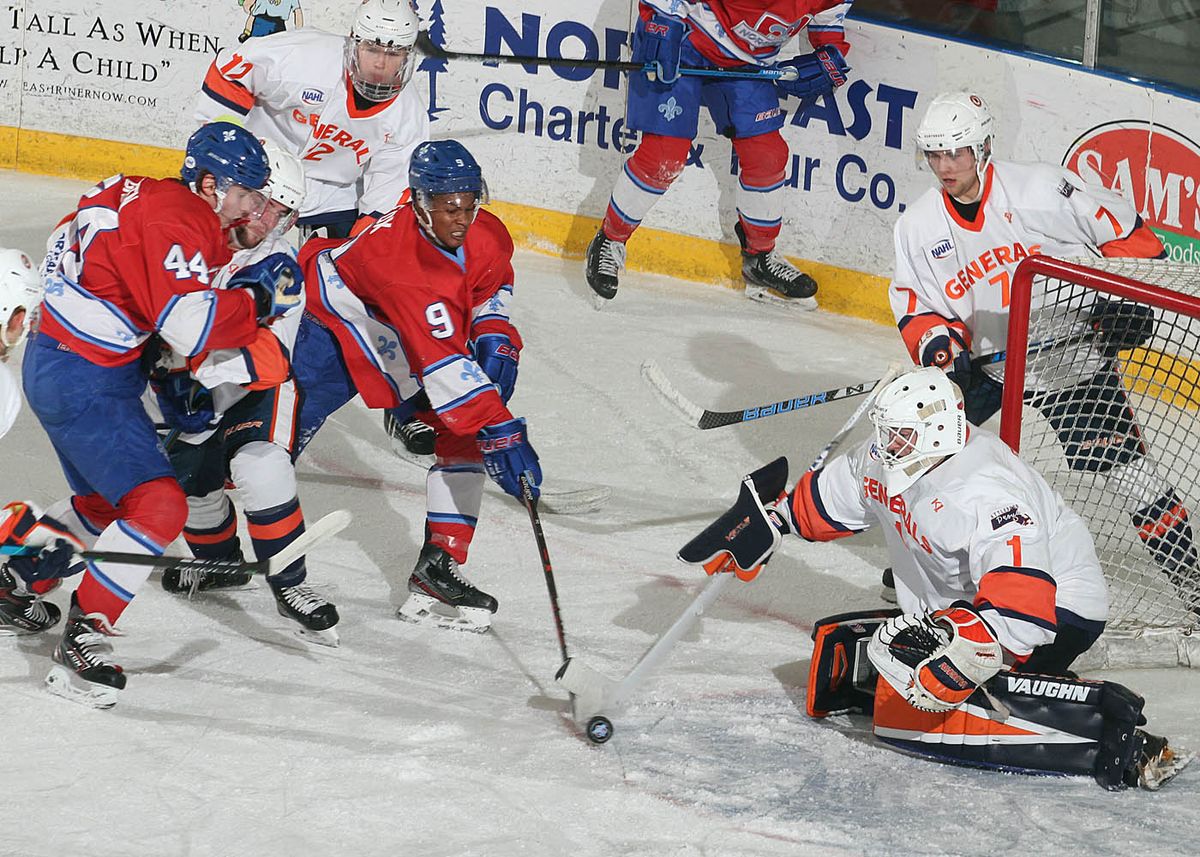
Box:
[416,31,799,82]
[0,509,352,577]
[520,472,570,666]
[642,331,1097,430]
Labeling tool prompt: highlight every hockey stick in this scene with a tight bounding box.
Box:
[416,31,799,82]
[0,509,352,577]
[558,364,903,742]
[643,330,1099,431]
[520,472,570,666]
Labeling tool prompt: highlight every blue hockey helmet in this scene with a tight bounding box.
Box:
[181,121,270,191]
[408,140,489,203]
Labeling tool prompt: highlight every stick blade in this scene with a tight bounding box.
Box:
[640,360,704,428]
[555,657,617,723]
[263,509,353,576]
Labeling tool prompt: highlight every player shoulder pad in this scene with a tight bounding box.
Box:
[469,209,515,256]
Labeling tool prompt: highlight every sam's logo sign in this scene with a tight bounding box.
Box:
[1065,122,1200,264]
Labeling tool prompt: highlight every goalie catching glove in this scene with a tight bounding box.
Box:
[678,457,790,581]
[868,604,1004,713]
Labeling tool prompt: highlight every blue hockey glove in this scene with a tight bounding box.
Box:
[775,45,849,101]
[7,538,76,584]
[477,417,541,500]
[228,252,304,320]
[152,373,216,434]
[473,333,520,404]
[635,13,686,84]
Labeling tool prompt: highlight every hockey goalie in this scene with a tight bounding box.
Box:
[679,367,1191,790]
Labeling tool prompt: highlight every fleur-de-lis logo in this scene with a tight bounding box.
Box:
[659,96,683,121]
[486,293,505,313]
[460,361,486,384]
[376,335,398,360]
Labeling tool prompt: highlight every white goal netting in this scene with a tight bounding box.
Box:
[1002,257,1200,666]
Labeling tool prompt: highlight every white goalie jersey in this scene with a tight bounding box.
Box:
[889,160,1163,387]
[196,28,430,220]
[787,429,1109,657]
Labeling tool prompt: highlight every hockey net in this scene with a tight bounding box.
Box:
[1000,256,1200,668]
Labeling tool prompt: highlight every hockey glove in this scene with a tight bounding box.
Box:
[918,323,973,390]
[678,457,790,582]
[868,604,1003,713]
[152,373,216,434]
[775,46,849,102]
[477,417,541,500]
[228,253,304,320]
[635,12,686,84]
[0,501,83,585]
[1087,298,1155,358]
[473,333,520,404]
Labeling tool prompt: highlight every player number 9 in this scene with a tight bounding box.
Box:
[426,302,454,339]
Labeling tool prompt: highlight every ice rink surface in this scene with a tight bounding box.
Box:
[2,170,1197,857]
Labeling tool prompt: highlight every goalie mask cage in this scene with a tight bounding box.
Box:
[1001,255,1200,669]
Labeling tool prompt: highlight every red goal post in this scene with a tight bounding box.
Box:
[1000,255,1200,668]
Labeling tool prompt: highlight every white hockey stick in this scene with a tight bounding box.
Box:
[558,363,903,741]
[0,509,353,576]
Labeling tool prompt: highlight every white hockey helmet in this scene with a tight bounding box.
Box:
[869,367,967,494]
[344,0,420,102]
[916,91,995,177]
[261,140,306,230]
[0,248,41,352]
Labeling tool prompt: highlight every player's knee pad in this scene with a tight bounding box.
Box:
[732,131,788,185]
[1105,456,1167,513]
[229,441,297,512]
[627,133,691,188]
[68,493,120,536]
[872,672,1148,789]
[116,477,188,546]
[806,609,901,716]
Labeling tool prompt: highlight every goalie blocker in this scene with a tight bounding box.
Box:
[807,609,1188,790]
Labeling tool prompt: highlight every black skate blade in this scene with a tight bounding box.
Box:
[745,284,818,311]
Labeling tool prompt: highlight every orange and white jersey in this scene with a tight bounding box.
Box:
[787,428,1108,656]
[889,160,1163,386]
[196,28,430,219]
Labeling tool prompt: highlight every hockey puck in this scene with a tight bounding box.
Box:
[585,715,613,745]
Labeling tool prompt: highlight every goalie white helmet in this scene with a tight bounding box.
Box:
[344,0,420,102]
[261,140,305,225]
[916,91,994,180]
[0,248,41,352]
[869,367,967,494]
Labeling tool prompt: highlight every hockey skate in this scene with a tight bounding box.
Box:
[585,229,625,307]
[270,579,340,647]
[161,549,254,597]
[1128,730,1195,791]
[45,596,125,709]
[0,562,62,635]
[397,543,497,633]
[736,222,818,310]
[385,411,436,457]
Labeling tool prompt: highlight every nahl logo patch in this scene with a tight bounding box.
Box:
[990,504,1034,530]
[930,238,954,260]
[301,88,325,105]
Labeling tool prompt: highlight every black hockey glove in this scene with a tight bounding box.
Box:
[1088,298,1155,358]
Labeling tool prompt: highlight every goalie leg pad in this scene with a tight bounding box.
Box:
[677,457,788,581]
[872,672,1150,789]
[806,609,900,717]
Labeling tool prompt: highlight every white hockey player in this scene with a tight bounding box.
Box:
[887,91,1196,610]
[0,248,41,437]
[679,367,1189,790]
[195,0,434,458]
[145,143,340,646]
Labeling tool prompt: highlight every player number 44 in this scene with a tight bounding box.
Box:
[163,244,210,283]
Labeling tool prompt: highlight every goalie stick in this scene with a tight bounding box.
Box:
[557,364,902,742]
[415,31,800,82]
[642,330,1097,430]
[1,509,352,577]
